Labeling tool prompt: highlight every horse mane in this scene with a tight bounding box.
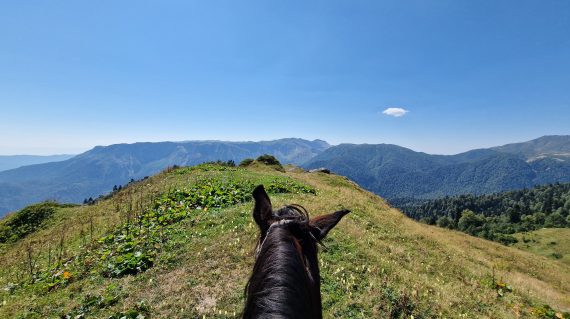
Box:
[243,205,322,319]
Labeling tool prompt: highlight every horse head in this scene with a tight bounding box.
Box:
[243,185,350,318]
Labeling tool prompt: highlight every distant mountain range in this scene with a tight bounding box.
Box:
[2,135,570,217]
[0,139,329,215]
[303,135,570,200]
[0,155,75,172]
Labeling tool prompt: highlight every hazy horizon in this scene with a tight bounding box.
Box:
[2,134,569,157]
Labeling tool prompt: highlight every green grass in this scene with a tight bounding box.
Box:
[0,164,569,318]
[0,202,76,244]
[512,228,570,266]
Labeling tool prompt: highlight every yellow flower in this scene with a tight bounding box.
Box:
[63,271,71,279]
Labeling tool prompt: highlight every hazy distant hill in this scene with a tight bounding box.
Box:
[0,138,329,215]
[0,155,75,172]
[304,135,570,200]
[491,135,570,160]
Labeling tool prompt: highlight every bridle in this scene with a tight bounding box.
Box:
[254,218,296,258]
[254,214,326,284]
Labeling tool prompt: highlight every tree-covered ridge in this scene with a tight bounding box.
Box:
[395,183,570,244]
[303,135,570,201]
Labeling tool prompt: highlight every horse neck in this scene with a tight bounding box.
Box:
[243,227,322,319]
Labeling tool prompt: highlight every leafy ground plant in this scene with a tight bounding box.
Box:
[96,177,315,278]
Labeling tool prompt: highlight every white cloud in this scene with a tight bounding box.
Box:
[382,107,409,117]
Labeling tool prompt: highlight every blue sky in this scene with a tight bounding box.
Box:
[1,1,569,155]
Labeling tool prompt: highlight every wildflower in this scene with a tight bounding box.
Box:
[63,271,71,279]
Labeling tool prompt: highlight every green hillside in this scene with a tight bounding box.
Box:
[512,228,570,266]
[0,164,569,318]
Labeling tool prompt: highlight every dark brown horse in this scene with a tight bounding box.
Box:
[242,185,350,319]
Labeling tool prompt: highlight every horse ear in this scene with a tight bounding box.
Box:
[252,185,273,233]
[309,209,350,240]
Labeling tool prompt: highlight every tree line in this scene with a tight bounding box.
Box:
[394,183,570,244]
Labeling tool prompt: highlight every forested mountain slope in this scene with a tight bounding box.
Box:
[304,136,570,200]
[0,138,328,216]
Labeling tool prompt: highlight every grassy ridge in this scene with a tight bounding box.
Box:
[0,164,569,318]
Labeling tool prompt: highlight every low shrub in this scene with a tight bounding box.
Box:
[239,158,254,167]
[531,304,570,318]
[256,154,282,167]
